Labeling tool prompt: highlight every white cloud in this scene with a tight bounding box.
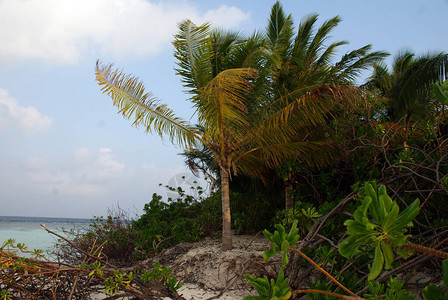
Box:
[27,147,128,196]
[26,157,47,169]
[0,0,250,66]
[75,147,126,182]
[202,5,251,28]
[0,88,52,133]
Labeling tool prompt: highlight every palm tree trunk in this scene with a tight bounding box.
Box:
[285,179,294,211]
[220,167,233,250]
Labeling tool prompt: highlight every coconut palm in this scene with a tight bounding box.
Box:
[96,19,328,250]
[178,2,388,212]
[261,2,388,210]
[364,50,448,124]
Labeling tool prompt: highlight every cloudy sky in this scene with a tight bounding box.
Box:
[0,0,447,218]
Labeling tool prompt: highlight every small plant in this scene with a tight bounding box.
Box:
[384,278,413,300]
[338,182,420,280]
[141,262,183,291]
[278,203,322,235]
[364,277,412,300]
[244,268,291,300]
[104,270,134,295]
[263,220,300,266]
[246,221,360,299]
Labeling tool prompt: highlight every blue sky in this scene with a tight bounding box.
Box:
[0,0,447,218]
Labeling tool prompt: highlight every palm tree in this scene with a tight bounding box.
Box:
[96,19,325,250]
[177,2,388,212]
[261,2,388,210]
[364,50,448,125]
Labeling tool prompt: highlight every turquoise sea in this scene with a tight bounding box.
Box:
[0,216,90,253]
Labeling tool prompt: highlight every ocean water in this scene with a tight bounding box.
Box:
[0,216,90,254]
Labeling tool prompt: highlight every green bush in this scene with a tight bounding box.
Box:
[133,186,221,254]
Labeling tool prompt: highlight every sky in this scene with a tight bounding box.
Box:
[0,0,447,219]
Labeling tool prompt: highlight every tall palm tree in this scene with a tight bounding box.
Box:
[178,2,388,212]
[261,2,388,210]
[364,50,448,124]
[96,20,325,250]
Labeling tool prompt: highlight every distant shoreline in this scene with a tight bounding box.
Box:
[0,216,91,223]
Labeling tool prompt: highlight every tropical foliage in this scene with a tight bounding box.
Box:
[364,51,448,124]
[96,1,387,250]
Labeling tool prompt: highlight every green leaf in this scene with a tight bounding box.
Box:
[277,268,285,284]
[263,229,273,241]
[263,247,281,262]
[272,231,282,246]
[365,182,377,201]
[392,199,420,231]
[245,275,270,296]
[289,220,298,235]
[388,234,409,247]
[281,240,290,252]
[345,221,375,236]
[368,244,384,281]
[279,290,291,300]
[282,251,289,266]
[382,242,394,269]
[365,183,380,222]
[422,283,444,300]
[287,220,300,245]
[382,201,399,230]
[275,224,286,240]
[354,196,372,221]
[339,234,373,257]
[378,184,387,197]
[378,194,388,224]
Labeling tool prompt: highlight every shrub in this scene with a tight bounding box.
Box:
[133,185,221,254]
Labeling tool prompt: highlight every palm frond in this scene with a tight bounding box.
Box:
[211,30,242,75]
[335,45,389,83]
[392,50,414,76]
[266,1,294,61]
[392,52,448,116]
[230,32,268,69]
[306,16,341,65]
[173,20,214,95]
[239,140,341,171]
[292,14,319,65]
[197,68,258,142]
[240,83,360,155]
[315,40,348,69]
[95,61,202,148]
[363,62,392,93]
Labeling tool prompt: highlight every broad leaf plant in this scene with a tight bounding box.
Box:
[338,182,420,280]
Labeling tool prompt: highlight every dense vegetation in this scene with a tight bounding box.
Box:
[1,2,447,299]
